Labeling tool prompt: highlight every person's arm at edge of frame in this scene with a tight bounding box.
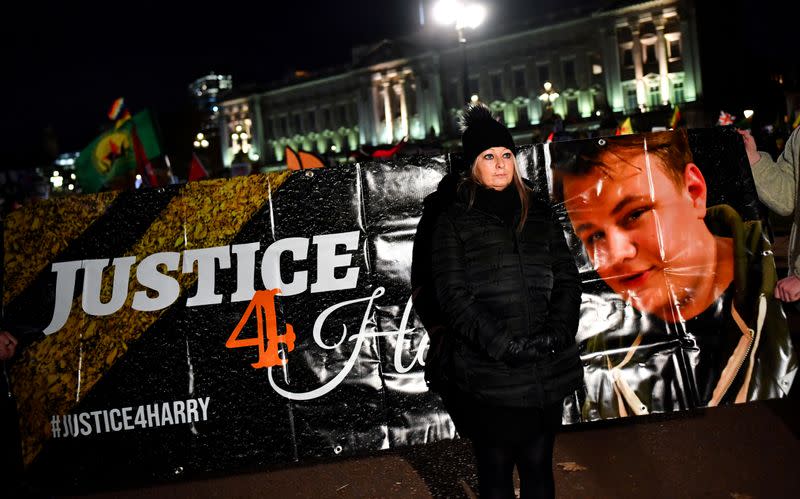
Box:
[740,127,800,301]
[739,127,798,216]
[430,213,513,361]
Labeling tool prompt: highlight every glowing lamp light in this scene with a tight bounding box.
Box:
[50,171,63,189]
[539,82,559,104]
[433,0,459,25]
[434,1,485,30]
[200,139,209,148]
[68,184,74,191]
[470,94,480,103]
[194,140,201,148]
[461,4,486,29]
[196,132,205,140]
[744,109,754,119]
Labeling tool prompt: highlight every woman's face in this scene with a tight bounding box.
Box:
[473,147,515,190]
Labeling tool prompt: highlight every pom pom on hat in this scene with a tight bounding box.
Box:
[459,103,515,170]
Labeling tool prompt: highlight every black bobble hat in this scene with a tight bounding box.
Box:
[459,103,515,170]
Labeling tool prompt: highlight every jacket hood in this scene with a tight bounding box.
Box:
[705,204,775,305]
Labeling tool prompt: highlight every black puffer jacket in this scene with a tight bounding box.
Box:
[431,180,583,408]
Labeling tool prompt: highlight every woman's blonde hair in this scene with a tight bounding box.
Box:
[461,153,531,233]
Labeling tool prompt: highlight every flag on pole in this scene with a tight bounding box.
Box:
[669,106,681,129]
[132,127,158,188]
[371,137,408,159]
[717,111,736,126]
[189,153,209,181]
[75,110,162,192]
[616,117,633,135]
[107,97,125,121]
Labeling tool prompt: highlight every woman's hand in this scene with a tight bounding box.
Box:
[775,275,800,302]
[0,331,18,361]
[502,336,557,365]
[737,129,761,167]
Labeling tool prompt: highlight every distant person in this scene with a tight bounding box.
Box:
[551,130,796,418]
[419,103,583,499]
[1,330,22,491]
[739,126,800,302]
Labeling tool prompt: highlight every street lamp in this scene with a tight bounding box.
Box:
[538,81,560,110]
[434,1,486,104]
[193,132,210,149]
[231,124,250,155]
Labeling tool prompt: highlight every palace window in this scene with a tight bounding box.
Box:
[648,83,660,107]
[668,38,681,60]
[491,73,503,99]
[673,81,684,103]
[307,111,316,131]
[513,67,526,97]
[538,65,550,86]
[563,60,576,88]
[643,42,657,64]
[626,86,638,110]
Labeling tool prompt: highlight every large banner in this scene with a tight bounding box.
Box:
[2,127,795,490]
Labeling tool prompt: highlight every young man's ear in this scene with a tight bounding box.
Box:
[683,162,708,215]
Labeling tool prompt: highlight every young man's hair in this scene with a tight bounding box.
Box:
[551,129,694,204]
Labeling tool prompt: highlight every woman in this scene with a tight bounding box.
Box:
[429,104,583,499]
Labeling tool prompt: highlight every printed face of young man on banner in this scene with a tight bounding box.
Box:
[548,130,796,421]
[558,132,731,322]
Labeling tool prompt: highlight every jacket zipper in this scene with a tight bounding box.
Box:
[474,207,533,348]
[713,334,754,403]
[511,225,532,342]
[708,301,757,406]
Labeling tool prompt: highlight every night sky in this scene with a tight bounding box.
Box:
[2,0,797,168]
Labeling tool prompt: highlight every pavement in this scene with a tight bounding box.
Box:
[57,395,799,499]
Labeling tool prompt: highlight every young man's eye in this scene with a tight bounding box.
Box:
[587,231,605,244]
[623,207,651,226]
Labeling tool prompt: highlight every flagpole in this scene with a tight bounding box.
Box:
[164,154,178,184]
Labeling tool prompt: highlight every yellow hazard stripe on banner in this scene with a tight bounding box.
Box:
[3,191,121,304]
[12,171,290,465]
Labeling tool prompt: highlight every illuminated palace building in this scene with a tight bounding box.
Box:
[217,0,700,169]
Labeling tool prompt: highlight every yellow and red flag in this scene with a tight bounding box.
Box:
[670,106,682,129]
[616,117,633,135]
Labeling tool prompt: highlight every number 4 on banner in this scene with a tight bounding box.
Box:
[226,289,296,368]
